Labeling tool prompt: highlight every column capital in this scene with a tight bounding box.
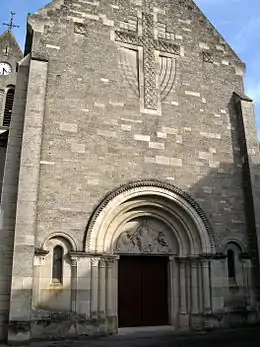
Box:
[34,248,49,257]
[199,253,214,260]
[70,257,78,267]
[91,257,101,266]
[239,253,251,261]
[34,255,46,266]
[176,255,200,263]
[190,259,198,268]
[99,259,107,268]
[34,248,48,266]
[176,257,187,264]
[106,258,114,267]
[201,258,210,268]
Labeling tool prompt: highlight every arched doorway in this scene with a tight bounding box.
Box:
[85,181,215,332]
[116,217,172,327]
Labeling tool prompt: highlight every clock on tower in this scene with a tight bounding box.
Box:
[0,62,12,76]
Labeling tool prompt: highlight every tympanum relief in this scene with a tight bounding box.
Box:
[115,219,172,254]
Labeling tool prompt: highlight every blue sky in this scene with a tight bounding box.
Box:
[0,0,260,135]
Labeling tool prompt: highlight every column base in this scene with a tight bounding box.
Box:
[8,321,31,346]
[98,312,106,334]
[106,315,117,334]
[178,313,190,330]
[190,313,203,330]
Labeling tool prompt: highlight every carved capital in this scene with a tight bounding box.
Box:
[191,259,198,268]
[199,253,214,260]
[34,249,48,266]
[70,257,78,267]
[35,248,49,257]
[178,257,187,265]
[34,256,46,266]
[106,258,115,267]
[201,259,210,268]
[91,257,100,267]
[239,253,251,260]
[99,258,107,268]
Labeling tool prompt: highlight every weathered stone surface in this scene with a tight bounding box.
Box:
[0,29,23,342]
[1,0,260,344]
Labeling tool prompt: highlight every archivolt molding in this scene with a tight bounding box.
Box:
[42,232,77,252]
[84,180,215,254]
[219,236,247,254]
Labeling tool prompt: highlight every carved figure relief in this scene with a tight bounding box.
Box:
[116,219,171,254]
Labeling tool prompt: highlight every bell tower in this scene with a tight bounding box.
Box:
[0,12,22,202]
[0,12,23,135]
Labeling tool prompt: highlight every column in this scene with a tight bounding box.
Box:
[191,258,199,314]
[168,256,175,325]
[201,259,211,312]
[90,257,99,318]
[106,259,114,316]
[99,259,106,317]
[76,256,91,316]
[114,256,119,320]
[172,257,179,323]
[242,258,255,308]
[179,259,187,314]
[32,254,47,308]
[70,257,78,312]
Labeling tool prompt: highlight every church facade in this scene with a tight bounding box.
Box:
[1,0,260,344]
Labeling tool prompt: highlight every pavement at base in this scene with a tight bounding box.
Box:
[3,325,260,347]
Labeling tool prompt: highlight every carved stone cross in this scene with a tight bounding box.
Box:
[115,6,180,114]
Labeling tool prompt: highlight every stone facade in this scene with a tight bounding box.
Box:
[0,29,22,341]
[1,0,260,344]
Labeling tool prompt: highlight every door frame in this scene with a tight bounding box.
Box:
[116,254,175,328]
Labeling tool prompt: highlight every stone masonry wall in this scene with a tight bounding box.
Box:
[28,0,248,257]
[0,145,7,200]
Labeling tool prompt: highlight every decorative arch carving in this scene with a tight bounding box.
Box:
[84,180,215,255]
[42,232,77,252]
[220,236,247,254]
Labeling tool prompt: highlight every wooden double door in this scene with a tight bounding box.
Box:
[118,256,168,327]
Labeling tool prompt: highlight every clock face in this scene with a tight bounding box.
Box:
[0,62,12,76]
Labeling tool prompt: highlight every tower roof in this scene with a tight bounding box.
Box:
[0,29,23,58]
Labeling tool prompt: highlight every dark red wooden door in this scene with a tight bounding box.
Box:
[118,256,168,327]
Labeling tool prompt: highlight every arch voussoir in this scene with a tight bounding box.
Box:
[84,180,215,256]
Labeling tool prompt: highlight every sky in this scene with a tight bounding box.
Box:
[0,0,260,135]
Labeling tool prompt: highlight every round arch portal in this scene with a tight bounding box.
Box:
[84,180,216,331]
[85,180,215,256]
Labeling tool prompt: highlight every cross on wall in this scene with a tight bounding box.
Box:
[114,6,180,113]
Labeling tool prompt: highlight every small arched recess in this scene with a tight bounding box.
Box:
[223,241,253,310]
[34,234,76,312]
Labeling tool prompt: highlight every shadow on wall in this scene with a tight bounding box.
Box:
[7,94,260,341]
[7,158,260,342]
